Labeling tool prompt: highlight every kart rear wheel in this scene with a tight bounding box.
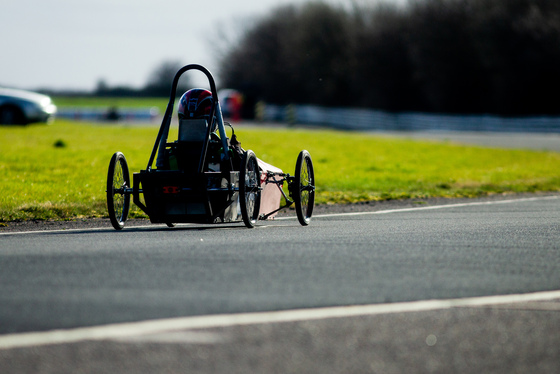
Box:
[107,152,130,230]
[294,150,315,226]
[239,150,261,228]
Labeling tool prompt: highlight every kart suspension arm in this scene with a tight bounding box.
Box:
[259,172,295,220]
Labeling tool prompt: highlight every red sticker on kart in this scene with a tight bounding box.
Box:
[162,186,180,194]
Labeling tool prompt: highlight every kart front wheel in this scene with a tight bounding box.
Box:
[107,152,130,230]
[239,150,261,228]
[294,150,315,226]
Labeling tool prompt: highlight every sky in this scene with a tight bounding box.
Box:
[1,0,405,91]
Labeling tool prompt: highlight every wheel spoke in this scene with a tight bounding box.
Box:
[300,159,310,213]
[245,168,257,217]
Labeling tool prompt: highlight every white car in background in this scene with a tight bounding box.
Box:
[0,87,57,125]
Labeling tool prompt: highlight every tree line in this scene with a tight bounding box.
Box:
[93,60,190,97]
[218,0,560,116]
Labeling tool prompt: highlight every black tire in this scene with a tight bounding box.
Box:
[294,150,315,226]
[239,150,261,228]
[0,105,26,125]
[107,152,130,230]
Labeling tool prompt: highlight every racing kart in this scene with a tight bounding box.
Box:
[106,64,315,230]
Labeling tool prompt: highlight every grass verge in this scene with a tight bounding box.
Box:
[1,119,559,221]
[52,96,169,114]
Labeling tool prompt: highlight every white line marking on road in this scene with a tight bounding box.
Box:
[1,289,559,350]
[273,195,560,220]
[1,195,558,235]
[0,224,174,236]
[311,195,560,219]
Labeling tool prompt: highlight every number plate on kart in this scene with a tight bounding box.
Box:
[162,186,180,194]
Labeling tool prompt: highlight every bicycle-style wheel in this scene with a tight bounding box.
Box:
[107,152,131,230]
[239,150,261,228]
[294,150,315,226]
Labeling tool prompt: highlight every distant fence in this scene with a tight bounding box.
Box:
[260,104,560,133]
[57,107,160,123]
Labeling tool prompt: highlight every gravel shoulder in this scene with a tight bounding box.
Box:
[2,192,558,233]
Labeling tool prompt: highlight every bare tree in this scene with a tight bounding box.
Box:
[144,60,190,97]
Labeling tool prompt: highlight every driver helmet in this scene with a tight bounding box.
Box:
[178,89,213,119]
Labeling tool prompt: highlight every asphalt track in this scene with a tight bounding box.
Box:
[369,130,560,152]
[1,195,559,373]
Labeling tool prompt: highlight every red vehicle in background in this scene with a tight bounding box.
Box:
[218,89,243,121]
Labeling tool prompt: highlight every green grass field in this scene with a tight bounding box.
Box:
[52,96,170,114]
[1,118,559,222]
